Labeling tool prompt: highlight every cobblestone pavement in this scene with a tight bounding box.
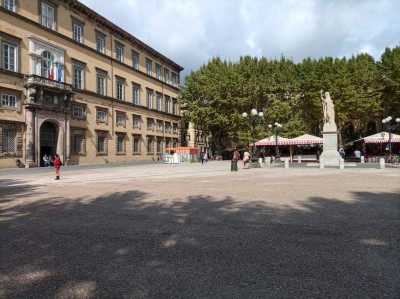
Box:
[1,161,399,298]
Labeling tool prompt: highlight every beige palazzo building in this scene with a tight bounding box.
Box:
[0,0,183,168]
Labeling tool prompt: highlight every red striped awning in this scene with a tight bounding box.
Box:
[365,138,400,144]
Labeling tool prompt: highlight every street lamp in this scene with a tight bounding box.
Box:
[268,122,282,161]
[382,116,400,162]
[243,109,264,163]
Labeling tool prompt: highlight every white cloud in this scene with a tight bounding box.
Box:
[79,0,400,80]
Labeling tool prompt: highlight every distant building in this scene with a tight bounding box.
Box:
[0,0,183,168]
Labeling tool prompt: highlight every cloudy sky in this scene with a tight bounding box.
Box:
[80,0,400,81]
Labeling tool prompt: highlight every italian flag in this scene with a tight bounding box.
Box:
[49,54,54,80]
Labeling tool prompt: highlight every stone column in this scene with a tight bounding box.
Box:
[25,108,36,167]
[65,117,71,165]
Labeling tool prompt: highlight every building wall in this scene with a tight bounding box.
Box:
[0,0,183,168]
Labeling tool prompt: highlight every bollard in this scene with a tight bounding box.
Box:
[319,158,324,169]
[231,159,237,171]
[379,158,385,169]
[284,158,289,169]
[339,158,344,169]
[361,156,365,163]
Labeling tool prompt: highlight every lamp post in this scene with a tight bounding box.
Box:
[268,122,282,161]
[243,109,264,163]
[382,116,400,162]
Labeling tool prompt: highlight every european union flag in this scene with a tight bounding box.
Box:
[58,62,62,82]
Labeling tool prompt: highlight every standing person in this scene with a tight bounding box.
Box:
[200,151,205,164]
[243,150,250,169]
[53,154,62,180]
[354,148,361,161]
[339,148,346,159]
[43,154,49,167]
[233,148,240,160]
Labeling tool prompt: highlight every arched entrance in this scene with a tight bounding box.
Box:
[40,122,58,166]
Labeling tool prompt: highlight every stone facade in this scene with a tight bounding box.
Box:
[0,0,183,168]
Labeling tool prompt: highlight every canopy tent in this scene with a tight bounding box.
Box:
[252,134,323,162]
[351,131,400,144]
[165,146,201,154]
[164,146,201,163]
[287,134,323,145]
[252,135,291,146]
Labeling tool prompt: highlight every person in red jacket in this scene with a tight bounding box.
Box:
[53,154,62,180]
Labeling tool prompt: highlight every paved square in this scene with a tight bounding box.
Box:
[1,162,399,298]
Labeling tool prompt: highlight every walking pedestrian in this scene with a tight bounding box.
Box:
[243,150,250,169]
[53,154,62,180]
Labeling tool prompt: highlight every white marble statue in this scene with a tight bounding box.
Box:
[320,90,335,125]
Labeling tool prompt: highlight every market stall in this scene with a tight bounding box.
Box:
[164,147,201,163]
[347,131,400,163]
[287,134,323,162]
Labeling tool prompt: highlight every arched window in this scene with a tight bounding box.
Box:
[41,51,51,78]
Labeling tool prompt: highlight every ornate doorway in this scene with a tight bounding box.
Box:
[40,122,57,166]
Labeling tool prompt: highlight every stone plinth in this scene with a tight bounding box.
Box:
[250,161,261,168]
[320,123,341,166]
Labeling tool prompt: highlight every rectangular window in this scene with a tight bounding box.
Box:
[41,1,55,30]
[132,84,140,105]
[147,136,153,153]
[156,64,162,80]
[156,94,162,111]
[164,69,169,84]
[73,106,85,118]
[73,66,83,89]
[132,51,139,69]
[147,90,153,109]
[116,78,124,100]
[1,94,17,108]
[72,21,83,43]
[96,110,106,122]
[96,33,105,53]
[2,43,16,72]
[97,73,106,96]
[2,129,16,153]
[165,97,170,113]
[157,138,163,153]
[132,135,140,153]
[116,43,123,62]
[173,123,179,134]
[156,120,163,132]
[146,59,152,75]
[116,135,125,154]
[147,118,154,131]
[3,0,16,11]
[172,73,177,87]
[133,115,141,129]
[73,134,83,153]
[172,99,178,115]
[165,122,171,133]
[116,113,125,126]
[97,135,105,153]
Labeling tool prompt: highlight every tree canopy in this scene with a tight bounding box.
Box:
[179,46,400,152]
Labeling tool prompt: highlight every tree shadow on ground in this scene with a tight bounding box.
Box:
[1,188,399,298]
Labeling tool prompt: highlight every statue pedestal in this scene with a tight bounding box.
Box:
[320,124,341,166]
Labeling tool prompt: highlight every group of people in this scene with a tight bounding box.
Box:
[43,154,62,180]
[42,154,53,167]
